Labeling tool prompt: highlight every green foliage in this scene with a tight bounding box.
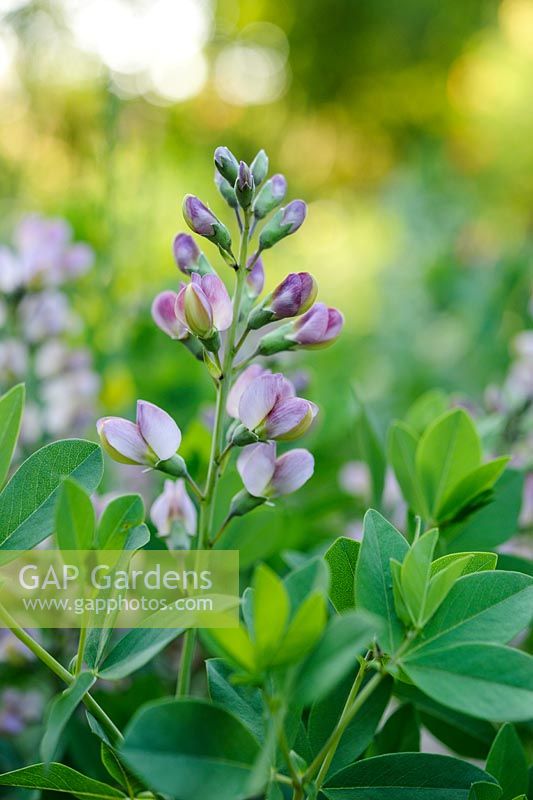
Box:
[120,698,260,800]
[352,394,386,506]
[55,478,95,551]
[485,725,529,800]
[94,627,184,679]
[322,753,496,798]
[41,673,96,763]
[95,494,146,549]
[0,439,103,550]
[0,383,24,489]
[0,763,126,798]
[325,536,359,612]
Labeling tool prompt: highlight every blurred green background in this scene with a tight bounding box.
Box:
[0,0,532,560]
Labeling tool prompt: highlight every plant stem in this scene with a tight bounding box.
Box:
[175,211,251,696]
[0,603,122,745]
[306,664,380,788]
[75,625,88,675]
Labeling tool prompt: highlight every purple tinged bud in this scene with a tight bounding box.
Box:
[250,149,269,186]
[175,273,232,339]
[246,254,265,298]
[151,291,188,340]
[237,372,318,442]
[173,233,200,274]
[214,146,239,184]
[235,161,254,209]
[291,302,344,348]
[270,272,318,318]
[253,174,287,220]
[237,442,314,498]
[214,171,238,209]
[182,195,232,253]
[258,200,307,251]
[150,479,197,537]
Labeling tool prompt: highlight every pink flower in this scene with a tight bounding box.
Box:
[246,254,265,298]
[175,273,232,338]
[152,290,188,340]
[290,302,344,348]
[237,442,314,497]
[150,479,197,537]
[97,400,181,466]
[227,364,271,418]
[238,372,318,441]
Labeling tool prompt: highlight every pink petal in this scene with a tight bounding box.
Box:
[97,417,149,464]
[269,449,315,496]
[264,397,316,440]
[226,364,269,418]
[238,373,285,430]
[184,282,213,336]
[136,400,181,461]
[150,482,173,534]
[174,479,197,536]
[237,442,276,497]
[325,307,344,340]
[293,303,329,345]
[151,291,188,339]
[200,274,232,331]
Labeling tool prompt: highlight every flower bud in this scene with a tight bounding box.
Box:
[182,195,232,254]
[237,442,314,498]
[214,146,239,185]
[151,291,188,340]
[235,161,254,209]
[173,233,214,276]
[150,479,197,539]
[245,254,265,298]
[214,171,238,210]
[258,200,306,251]
[252,174,287,220]
[97,400,181,466]
[236,372,318,442]
[175,273,232,343]
[257,302,344,354]
[248,272,317,330]
[250,149,269,186]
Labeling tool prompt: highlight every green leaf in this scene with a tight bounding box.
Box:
[325,537,359,612]
[203,624,256,674]
[423,554,472,626]
[100,744,144,797]
[322,753,495,799]
[436,457,509,522]
[120,698,260,800]
[445,471,524,552]
[96,627,184,679]
[295,610,382,704]
[404,389,449,435]
[401,642,533,721]
[387,421,427,515]
[272,592,326,666]
[0,763,125,799]
[416,409,482,518]
[55,478,95,551]
[353,395,386,506]
[395,683,495,760]
[355,510,409,652]
[308,672,392,776]
[0,384,24,489]
[486,724,528,800]
[400,528,438,626]
[253,564,289,663]
[468,783,503,800]
[370,703,420,756]
[0,439,103,550]
[207,659,264,742]
[405,571,533,656]
[284,556,329,613]
[431,552,498,577]
[96,494,145,549]
[41,672,96,763]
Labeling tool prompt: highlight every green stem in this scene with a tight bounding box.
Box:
[0,603,122,745]
[175,211,251,695]
[75,625,88,675]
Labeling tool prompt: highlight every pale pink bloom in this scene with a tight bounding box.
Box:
[226,364,270,418]
[175,273,232,337]
[150,479,197,537]
[152,290,188,340]
[290,302,344,348]
[18,290,76,342]
[0,339,27,377]
[238,372,318,441]
[339,461,370,498]
[237,442,314,498]
[0,246,24,292]
[97,400,181,466]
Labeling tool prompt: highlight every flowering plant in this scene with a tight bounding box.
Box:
[0,150,531,800]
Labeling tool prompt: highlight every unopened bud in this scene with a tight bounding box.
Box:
[214,146,239,185]
[235,161,254,209]
[259,201,306,251]
[253,174,287,220]
[214,171,238,210]
[250,149,269,186]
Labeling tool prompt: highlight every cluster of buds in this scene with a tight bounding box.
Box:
[100,145,344,546]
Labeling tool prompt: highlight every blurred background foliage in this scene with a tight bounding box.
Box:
[0,0,532,554]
